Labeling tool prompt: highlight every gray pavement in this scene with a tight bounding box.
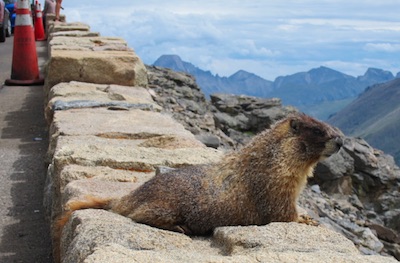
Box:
[0,37,53,262]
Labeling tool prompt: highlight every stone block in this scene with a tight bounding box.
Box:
[56,166,154,218]
[214,223,358,255]
[61,179,142,211]
[47,108,201,159]
[50,108,196,138]
[58,165,153,194]
[84,244,247,263]
[45,49,148,95]
[49,22,91,33]
[45,81,161,123]
[51,135,221,172]
[49,36,131,52]
[61,210,193,263]
[44,164,154,221]
[48,30,100,42]
[60,210,398,263]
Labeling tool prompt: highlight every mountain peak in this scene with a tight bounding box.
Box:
[230,70,259,80]
[232,69,252,75]
[228,70,272,88]
[154,54,183,63]
[153,55,186,71]
[363,67,394,78]
[308,66,345,76]
[357,67,394,85]
[313,66,333,72]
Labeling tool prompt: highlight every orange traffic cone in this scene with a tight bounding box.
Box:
[5,0,44,86]
[34,1,45,41]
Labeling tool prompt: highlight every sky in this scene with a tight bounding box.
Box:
[60,0,400,81]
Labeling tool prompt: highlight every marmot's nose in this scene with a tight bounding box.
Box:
[335,137,343,148]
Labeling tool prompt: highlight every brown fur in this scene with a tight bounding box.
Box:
[55,113,343,260]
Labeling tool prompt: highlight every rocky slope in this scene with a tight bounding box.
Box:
[146,65,400,260]
[146,65,295,148]
[328,78,400,166]
[146,65,233,149]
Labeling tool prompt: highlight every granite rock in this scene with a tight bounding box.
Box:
[45,50,148,97]
[61,210,398,263]
[45,81,161,123]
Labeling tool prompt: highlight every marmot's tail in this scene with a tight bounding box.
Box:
[53,196,112,263]
[58,195,112,231]
[66,195,112,211]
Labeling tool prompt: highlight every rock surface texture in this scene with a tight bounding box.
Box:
[42,18,398,262]
[62,210,395,263]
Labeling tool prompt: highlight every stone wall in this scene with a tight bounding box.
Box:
[43,17,397,262]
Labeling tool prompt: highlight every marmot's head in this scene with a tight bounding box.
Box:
[284,113,343,163]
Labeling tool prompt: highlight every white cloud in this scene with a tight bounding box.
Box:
[62,0,400,79]
[229,40,280,59]
[364,43,400,52]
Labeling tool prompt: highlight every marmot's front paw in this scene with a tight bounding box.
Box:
[297,214,319,226]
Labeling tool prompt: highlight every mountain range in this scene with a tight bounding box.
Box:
[153,55,274,98]
[153,55,398,120]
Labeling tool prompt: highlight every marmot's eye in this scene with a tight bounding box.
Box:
[290,119,300,133]
[312,128,325,136]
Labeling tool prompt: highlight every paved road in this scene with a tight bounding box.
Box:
[0,37,53,262]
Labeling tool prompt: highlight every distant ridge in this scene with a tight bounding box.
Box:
[357,68,395,86]
[154,55,197,73]
[328,78,400,165]
[154,55,273,98]
[153,55,399,120]
[271,66,363,105]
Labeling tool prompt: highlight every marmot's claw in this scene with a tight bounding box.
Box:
[298,214,319,226]
[173,225,193,235]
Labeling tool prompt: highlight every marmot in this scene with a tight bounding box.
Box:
[59,113,343,236]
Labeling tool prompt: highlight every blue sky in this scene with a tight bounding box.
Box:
[61,0,400,80]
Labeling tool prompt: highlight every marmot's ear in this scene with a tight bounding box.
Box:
[290,119,300,133]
